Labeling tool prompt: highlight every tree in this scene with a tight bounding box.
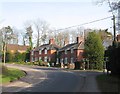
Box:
[11,27,20,44]
[96,0,119,37]
[96,0,119,12]
[34,19,50,47]
[53,31,70,47]
[84,31,105,70]
[0,26,13,65]
[0,30,2,62]
[69,27,84,43]
[26,26,33,50]
[98,29,112,41]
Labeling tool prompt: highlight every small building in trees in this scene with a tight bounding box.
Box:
[6,44,29,53]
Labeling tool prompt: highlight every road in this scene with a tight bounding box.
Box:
[2,64,102,93]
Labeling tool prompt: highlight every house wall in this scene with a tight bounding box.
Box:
[117,34,120,42]
[77,49,84,61]
[50,50,56,62]
[30,50,35,62]
[59,49,84,69]
[59,50,77,64]
[30,49,57,63]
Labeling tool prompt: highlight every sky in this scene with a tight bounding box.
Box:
[0,0,113,32]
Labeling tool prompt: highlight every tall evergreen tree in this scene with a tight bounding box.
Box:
[84,31,104,70]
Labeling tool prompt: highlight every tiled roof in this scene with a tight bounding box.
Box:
[6,44,29,51]
[6,44,18,51]
[59,42,84,51]
[34,44,60,51]
[18,45,29,50]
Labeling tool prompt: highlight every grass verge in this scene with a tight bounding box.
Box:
[7,62,34,65]
[0,65,26,84]
[96,73,120,93]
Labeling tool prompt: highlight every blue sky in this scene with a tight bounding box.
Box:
[0,0,113,31]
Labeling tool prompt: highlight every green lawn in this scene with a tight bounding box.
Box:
[0,65,26,84]
[96,74,120,93]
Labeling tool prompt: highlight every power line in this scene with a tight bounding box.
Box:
[55,16,113,31]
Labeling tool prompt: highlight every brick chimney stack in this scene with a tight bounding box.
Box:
[64,40,69,46]
[49,38,55,44]
[77,36,83,43]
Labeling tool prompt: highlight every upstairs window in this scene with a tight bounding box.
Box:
[31,51,34,55]
[57,51,59,55]
[39,50,42,54]
[71,49,73,53]
[45,49,47,54]
[65,50,67,54]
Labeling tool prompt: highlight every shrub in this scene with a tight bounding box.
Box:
[1,65,9,75]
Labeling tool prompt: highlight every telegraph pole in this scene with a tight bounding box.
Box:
[112,15,116,47]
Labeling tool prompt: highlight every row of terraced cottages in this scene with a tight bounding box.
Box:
[30,37,84,69]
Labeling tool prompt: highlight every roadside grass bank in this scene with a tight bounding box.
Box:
[0,65,26,84]
[96,73,120,93]
[6,61,49,67]
[6,62,34,66]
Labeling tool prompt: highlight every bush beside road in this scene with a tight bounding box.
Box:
[0,65,26,84]
[96,74,120,93]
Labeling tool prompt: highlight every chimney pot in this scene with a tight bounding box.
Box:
[77,36,83,43]
[49,38,55,44]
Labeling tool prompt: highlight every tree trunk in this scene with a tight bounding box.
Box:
[3,42,6,65]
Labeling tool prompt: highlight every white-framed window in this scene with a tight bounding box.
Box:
[71,58,73,63]
[71,49,73,53]
[61,58,63,63]
[49,57,51,62]
[45,49,47,54]
[65,50,67,54]
[31,51,34,55]
[56,58,59,63]
[65,57,67,64]
[44,56,47,62]
[57,51,59,55]
[39,50,42,54]
[39,57,42,61]
[31,57,34,62]
[35,57,38,61]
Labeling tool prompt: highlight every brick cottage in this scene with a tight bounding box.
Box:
[30,39,60,65]
[30,37,84,69]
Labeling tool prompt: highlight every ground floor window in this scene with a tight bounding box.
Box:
[56,58,59,64]
[49,57,51,62]
[31,57,34,62]
[65,57,67,64]
[39,57,42,61]
[35,57,38,61]
[61,58,63,63]
[44,56,47,62]
[71,58,74,63]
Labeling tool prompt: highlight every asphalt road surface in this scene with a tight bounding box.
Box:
[21,68,84,92]
[19,67,101,92]
[2,64,102,93]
